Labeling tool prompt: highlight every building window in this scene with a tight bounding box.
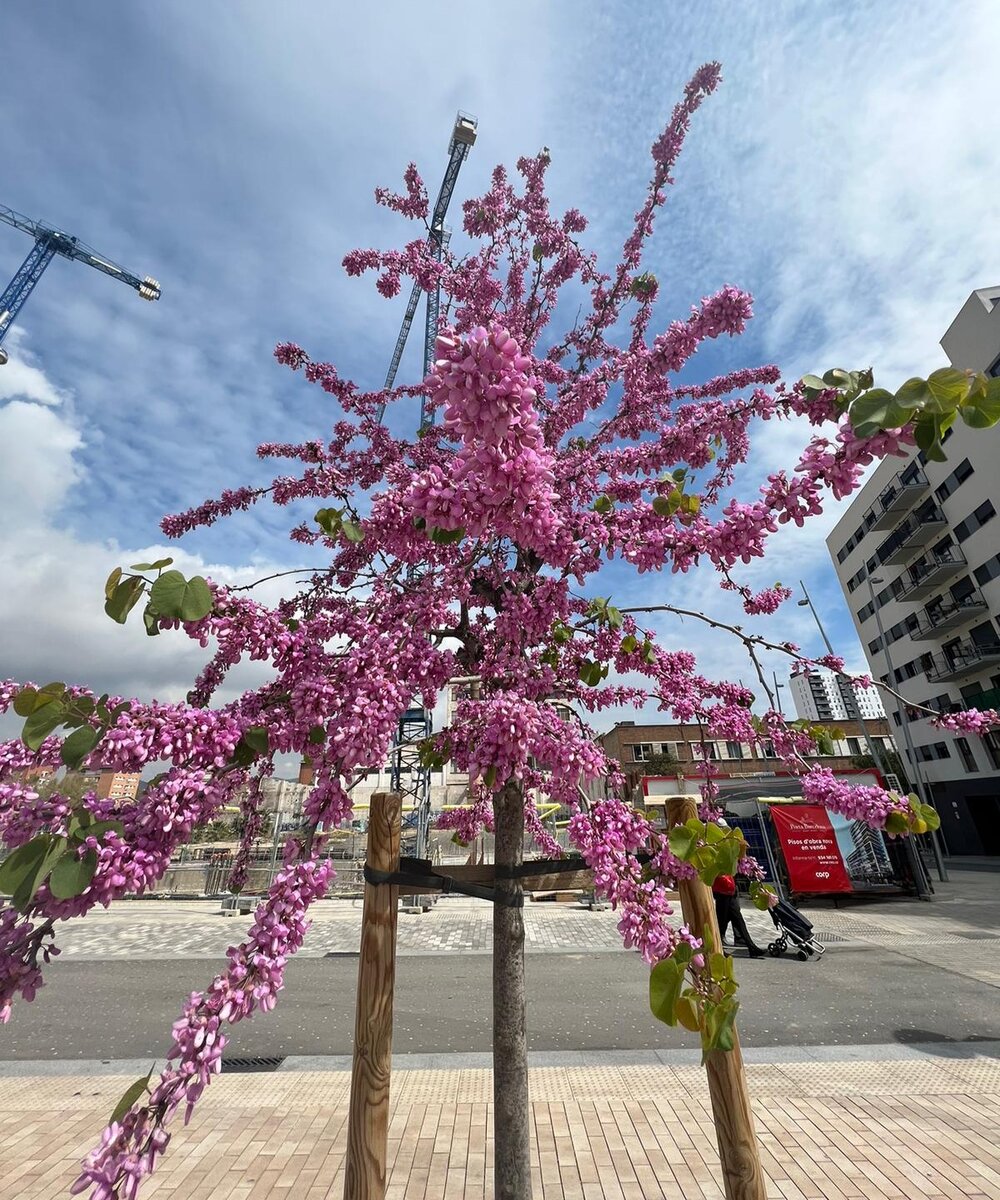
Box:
[984,732,1000,770]
[974,554,1000,586]
[631,744,654,762]
[725,741,744,759]
[955,500,996,543]
[913,742,952,763]
[847,737,862,755]
[934,459,973,503]
[955,737,979,773]
[859,602,875,623]
[761,740,777,759]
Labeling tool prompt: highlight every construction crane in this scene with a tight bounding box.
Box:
[381,112,477,884]
[378,111,477,424]
[0,203,160,365]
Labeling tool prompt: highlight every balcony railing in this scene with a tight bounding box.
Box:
[876,506,948,566]
[910,595,989,640]
[897,547,968,600]
[925,640,1000,683]
[866,465,931,531]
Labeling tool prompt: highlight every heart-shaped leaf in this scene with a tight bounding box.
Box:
[149,571,213,622]
[48,848,99,899]
[60,725,101,770]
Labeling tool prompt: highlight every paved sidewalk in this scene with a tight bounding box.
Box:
[48,871,1000,993]
[3,1045,1000,1199]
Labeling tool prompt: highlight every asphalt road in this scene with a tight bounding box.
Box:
[5,946,1000,1060]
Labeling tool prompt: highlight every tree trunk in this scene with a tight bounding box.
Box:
[493,779,532,1200]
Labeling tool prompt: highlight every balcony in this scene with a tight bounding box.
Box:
[866,465,931,531]
[910,595,989,640]
[962,686,1000,711]
[876,506,948,566]
[925,640,1000,683]
[898,547,968,600]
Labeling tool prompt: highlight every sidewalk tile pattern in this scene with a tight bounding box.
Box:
[3,1056,1000,1199]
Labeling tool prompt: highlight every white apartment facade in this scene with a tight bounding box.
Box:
[827,287,1000,856]
[789,666,886,723]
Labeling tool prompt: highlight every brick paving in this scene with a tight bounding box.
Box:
[3,1051,1000,1199]
[49,887,1000,984]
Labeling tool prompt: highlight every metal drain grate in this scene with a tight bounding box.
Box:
[221,1056,285,1073]
[811,932,850,943]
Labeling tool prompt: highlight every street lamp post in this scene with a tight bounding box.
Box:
[797,580,933,899]
[867,575,949,882]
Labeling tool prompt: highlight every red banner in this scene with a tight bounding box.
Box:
[770,805,852,894]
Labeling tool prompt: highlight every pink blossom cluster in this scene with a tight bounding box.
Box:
[0,909,59,1023]
[406,325,563,556]
[800,767,908,828]
[931,708,1000,735]
[72,851,332,1199]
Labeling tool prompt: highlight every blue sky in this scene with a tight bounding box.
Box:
[2,1,999,732]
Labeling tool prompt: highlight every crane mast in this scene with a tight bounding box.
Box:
[0,203,160,365]
[380,112,477,887]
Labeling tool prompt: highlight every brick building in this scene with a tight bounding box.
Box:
[599,719,898,790]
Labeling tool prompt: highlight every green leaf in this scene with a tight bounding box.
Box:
[918,802,941,832]
[676,994,701,1032]
[706,999,740,1052]
[48,848,98,899]
[84,819,125,841]
[284,618,300,633]
[606,606,623,630]
[129,557,173,572]
[22,704,66,751]
[652,494,678,517]
[532,243,544,263]
[0,839,49,897]
[341,519,365,543]
[13,682,65,718]
[668,826,697,861]
[142,605,161,637]
[307,725,326,745]
[649,957,684,1026]
[315,507,342,536]
[483,765,497,788]
[800,373,829,394]
[104,566,123,600]
[105,576,146,624]
[894,376,933,411]
[884,811,909,836]
[715,838,741,879]
[960,376,1000,429]
[149,571,213,622]
[3,835,66,911]
[593,495,613,515]
[849,389,908,436]
[243,727,269,754]
[926,367,971,410]
[110,1067,155,1125]
[429,526,465,545]
[620,635,638,654]
[60,725,101,770]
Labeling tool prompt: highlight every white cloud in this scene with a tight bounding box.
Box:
[0,328,66,407]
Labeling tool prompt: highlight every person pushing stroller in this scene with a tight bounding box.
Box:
[711,872,766,958]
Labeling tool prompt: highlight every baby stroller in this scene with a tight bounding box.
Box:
[767,899,825,961]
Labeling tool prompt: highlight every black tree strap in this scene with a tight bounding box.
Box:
[362,855,595,908]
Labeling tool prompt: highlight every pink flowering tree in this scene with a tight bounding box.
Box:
[3,62,1000,1200]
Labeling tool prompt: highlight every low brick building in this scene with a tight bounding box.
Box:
[599,718,898,790]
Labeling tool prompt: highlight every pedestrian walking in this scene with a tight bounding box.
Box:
[712,873,765,958]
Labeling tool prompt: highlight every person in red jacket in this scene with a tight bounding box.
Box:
[712,873,765,958]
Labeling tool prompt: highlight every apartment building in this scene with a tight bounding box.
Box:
[81,769,141,801]
[827,286,1000,856]
[789,666,886,722]
[599,718,896,787]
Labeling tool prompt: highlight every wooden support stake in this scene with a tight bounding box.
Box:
[344,791,401,1200]
[667,795,767,1200]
